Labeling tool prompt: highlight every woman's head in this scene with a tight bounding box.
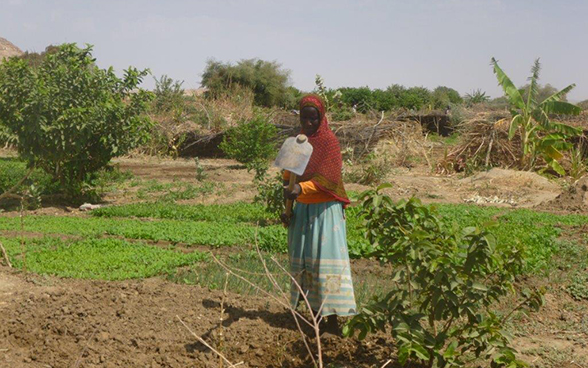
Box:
[299,95,326,137]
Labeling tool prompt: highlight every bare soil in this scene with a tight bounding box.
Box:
[0,267,393,368]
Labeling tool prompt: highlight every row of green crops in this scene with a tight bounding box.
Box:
[2,201,586,272]
[1,236,207,280]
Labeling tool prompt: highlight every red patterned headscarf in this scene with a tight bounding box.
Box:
[299,95,350,205]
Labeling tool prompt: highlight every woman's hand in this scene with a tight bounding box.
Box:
[283,183,302,200]
[280,212,291,226]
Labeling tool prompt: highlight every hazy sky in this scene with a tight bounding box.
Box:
[2,0,587,100]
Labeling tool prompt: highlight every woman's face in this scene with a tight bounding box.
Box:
[300,106,320,136]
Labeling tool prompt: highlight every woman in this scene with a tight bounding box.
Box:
[282,94,357,335]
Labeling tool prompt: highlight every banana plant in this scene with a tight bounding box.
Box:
[491,58,582,175]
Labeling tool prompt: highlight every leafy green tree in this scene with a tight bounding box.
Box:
[372,88,396,111]
[431,86,463,109]
[344,185,543,368]
[399,86,432,110]
[491,58,582,174]
[219,114,277,180]
[339,87,375,113]
[0,44,153,196]
[201,58,291,107]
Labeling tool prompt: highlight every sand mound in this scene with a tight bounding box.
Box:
[0,37,23,61]
[462,168,559,192]
[541,176,588,213]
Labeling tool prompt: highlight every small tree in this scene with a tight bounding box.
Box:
[344,185,543,368]
[0,44,153,196]
[431,86,463,109]
[201,58,292,108]
[464,89,490,106]
[153,74,185,113]
[492,58,582,174]
[219,114,277,180]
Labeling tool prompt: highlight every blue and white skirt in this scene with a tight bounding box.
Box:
[288,201,357,316]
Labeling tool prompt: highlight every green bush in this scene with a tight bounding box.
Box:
[0,44,153,197]
[0,158,57,197]
[254,172,284,219]
[339,87,375,113]
[18,44,59,68]
[464,89,490,106]
[431,86,463,109]
[201,58,292,108]
[219,114,278,180]
[152,74,185,113]
[344,185,543,367]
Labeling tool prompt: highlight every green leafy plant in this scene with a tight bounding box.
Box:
[152,74,185,113]
[194,157,208,182]
[254,172,284,219]
[219,114,277,180]
[431,86,463,109]
[491,58,582,175]
[567,273,588,301]
[0,44,153,197]
[464,89,490,106]
[344,184,543,367]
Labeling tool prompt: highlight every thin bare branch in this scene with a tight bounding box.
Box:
[176,315,243,368]
[0,241,11,268]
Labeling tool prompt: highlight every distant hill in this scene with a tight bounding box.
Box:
[0,37,23,61]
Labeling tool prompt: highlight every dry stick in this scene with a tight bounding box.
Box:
[361,111,385,156]
[250,235,319,368]
[19,198,26,274]
[176,316,244,368]
[269,257,325,368]
[381,359,393,368]
[485,134,495,168]
[212,252,324,368]
[0,241,12,268]
[218,273,229,368]
[211,254,314,329]
[72,327,98,368]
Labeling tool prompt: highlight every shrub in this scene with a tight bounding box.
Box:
[201,58,292,108]
[152,74,185,113]
[431,86,463,109]
[0,44,153,197]
[464,89,490,106]
[219,114,278,180]
[18,44,59,68]
[254,172,284,219]
[344,185,543,367]
[339,87,375,113]
[0,158,57,197]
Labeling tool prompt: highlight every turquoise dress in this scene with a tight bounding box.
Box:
[288,201,357,316]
